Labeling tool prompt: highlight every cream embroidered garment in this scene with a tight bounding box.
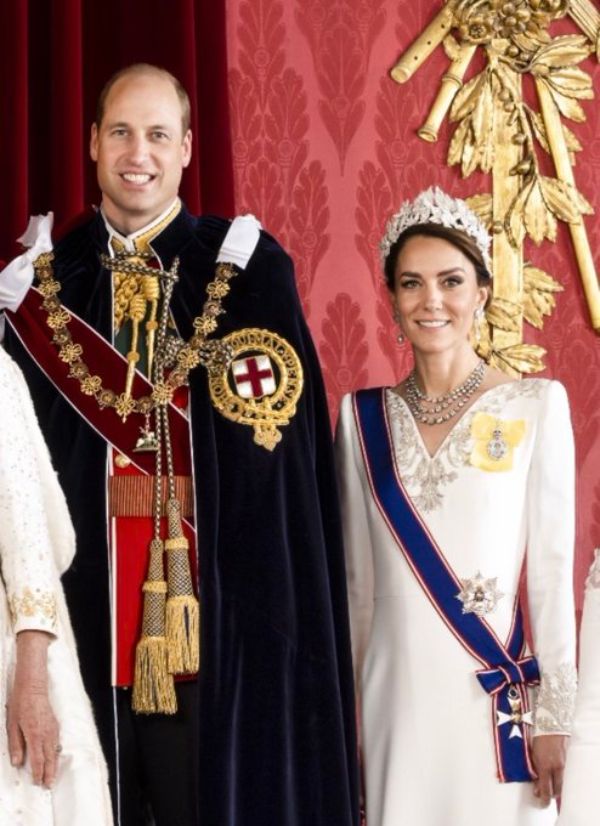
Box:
[0,347,113,826]
[336,379,576,826]
[557,550,600,826]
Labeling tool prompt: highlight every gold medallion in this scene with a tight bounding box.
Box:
[208,328,303,451]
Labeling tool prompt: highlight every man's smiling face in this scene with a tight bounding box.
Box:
[90,70,192,235]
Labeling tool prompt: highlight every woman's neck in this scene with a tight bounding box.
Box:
[411,347,481,398]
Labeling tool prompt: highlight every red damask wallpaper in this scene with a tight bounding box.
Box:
[226,0,600,606]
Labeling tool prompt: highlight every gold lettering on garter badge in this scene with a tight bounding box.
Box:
[208,328,303,451]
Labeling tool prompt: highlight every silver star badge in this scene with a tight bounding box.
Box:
[456,571,504,617]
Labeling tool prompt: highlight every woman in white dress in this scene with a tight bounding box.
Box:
[557,549,600,826]
[0,346,113,825]
[336,187,576,826]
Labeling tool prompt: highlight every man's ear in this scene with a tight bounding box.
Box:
[90,123,99,162]
[181,129,192,168]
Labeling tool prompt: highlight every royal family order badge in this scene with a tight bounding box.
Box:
[208,328,304,451]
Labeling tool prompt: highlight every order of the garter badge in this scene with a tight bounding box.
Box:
[208,328,303,451]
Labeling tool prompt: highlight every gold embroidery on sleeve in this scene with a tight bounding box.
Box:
[9,588,57,626]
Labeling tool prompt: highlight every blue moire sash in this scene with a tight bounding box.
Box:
[354,388,539,783]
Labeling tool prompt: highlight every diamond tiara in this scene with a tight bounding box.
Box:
[379,186,492,271]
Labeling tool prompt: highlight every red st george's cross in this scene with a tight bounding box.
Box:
[232,355,276,399]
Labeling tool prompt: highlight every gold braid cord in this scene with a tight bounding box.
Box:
[132,263,200,715]
[391,0,600,373]
[33,251,238,420]
[33,247,232,714]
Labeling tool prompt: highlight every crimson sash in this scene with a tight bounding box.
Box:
[5,287,191,476]
[6,287,199,685]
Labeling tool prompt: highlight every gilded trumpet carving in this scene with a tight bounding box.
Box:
[391,0,600,374]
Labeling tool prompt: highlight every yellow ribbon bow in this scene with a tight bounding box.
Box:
[470,412,526,472]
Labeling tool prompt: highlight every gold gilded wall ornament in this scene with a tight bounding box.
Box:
[208,328,304,451]
[391,0,600,373]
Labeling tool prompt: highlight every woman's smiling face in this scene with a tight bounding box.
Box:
[391,234,489,356]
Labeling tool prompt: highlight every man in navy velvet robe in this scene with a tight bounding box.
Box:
[2,64,358,826]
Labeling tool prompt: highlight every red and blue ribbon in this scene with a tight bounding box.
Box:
[354,388,539,783]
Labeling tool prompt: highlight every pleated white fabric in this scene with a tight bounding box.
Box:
[336,379,576,826]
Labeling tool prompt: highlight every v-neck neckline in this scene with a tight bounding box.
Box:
[387,382,518,462]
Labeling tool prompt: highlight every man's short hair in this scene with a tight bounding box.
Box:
[95,63,191,134]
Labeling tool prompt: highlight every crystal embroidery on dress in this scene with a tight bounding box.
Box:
[385,380,543,513]
[534,662,577,735]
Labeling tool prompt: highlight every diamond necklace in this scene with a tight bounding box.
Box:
[404,359,486,425]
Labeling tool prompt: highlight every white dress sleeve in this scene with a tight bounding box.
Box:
[556,551,600,826]
[335,393,375,692]
[0,350,60,636]
[526,380,577,736]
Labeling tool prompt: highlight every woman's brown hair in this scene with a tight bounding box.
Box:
[383,223,492,292]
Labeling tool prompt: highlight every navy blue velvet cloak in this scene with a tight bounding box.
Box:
[5,208,359,826]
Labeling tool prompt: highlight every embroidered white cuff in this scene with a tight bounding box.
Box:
[9,587,58,635]
[534,662,577,736]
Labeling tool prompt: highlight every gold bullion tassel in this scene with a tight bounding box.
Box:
[132,538,177,714]
[165,497,200,674]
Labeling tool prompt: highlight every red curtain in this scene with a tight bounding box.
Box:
[0,0,234,260]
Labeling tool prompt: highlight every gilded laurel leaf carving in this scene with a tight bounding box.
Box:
[474,313,546,372]
[540,177,593,222]
[524,264,563,293]
[489,343,547,374]
[529,109,551,151]
[391,0,600,373]
[529,34,592,71]
[465,193,493,228]
[485,298,521,333]
[562,123,583,154]
[523,265,563,329]
[451,71,486,122]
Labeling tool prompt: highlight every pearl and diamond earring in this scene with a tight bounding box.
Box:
[473,306,485,344]
[393,308,405,344]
